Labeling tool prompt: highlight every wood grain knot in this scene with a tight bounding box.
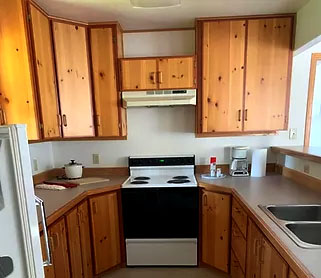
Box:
[75,26,79,30]
[136,85,139,89]
[99,72,105,78]
[218,76,222,81]
[16,48,19,52]
[235,34,238,38]
[215,102,218,107]
[207,97,211,103]
[241,66,244,69]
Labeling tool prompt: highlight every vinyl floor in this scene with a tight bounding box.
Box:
[101,267,229,278]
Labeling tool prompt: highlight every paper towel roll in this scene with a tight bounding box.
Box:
[251,149,267,177]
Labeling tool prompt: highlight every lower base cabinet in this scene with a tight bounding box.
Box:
[201,190,231,273]
[231,250,245,278]
[246,219,288,278]
[66,201,93,278]
[48,218,70,278]
[89,191,121,275]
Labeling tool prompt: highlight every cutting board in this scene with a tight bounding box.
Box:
[45,177,110,187]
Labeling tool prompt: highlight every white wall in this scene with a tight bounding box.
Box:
[30,30,312,172]
[28,142,54,174]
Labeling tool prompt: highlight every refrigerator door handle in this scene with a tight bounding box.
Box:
[35,196,52,267]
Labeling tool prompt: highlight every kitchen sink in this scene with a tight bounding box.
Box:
[259,204,321,249]
[286,223,321,246]
[267,205,321,221]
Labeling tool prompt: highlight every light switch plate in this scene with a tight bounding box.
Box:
[289,128,297,140]
[93,154,100,165]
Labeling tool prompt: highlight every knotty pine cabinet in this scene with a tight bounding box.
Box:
[29,4,61,139]
[66,201,93,278]
[89,191,121,275]
[120,56,196,91]
[48,218,70,278]
[0,0,40,140]
[196,15,294,135]
[201,190,231,273]
[53,22,95,138]
[246,219,288,278]
[89,26,127,137]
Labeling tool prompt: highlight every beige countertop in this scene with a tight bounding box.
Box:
[35,176,128,225]
[197,174,321,278]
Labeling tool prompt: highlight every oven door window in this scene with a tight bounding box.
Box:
[122,188,199,239]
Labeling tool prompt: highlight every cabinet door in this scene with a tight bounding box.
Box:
[49,218,70,278]
[29,4,61,139]
[78,201,93,278]
[121,59,158,91]
[89,192,121,274]
[90,27,122,137]
[158,56,195,89]
[0,0,39,139]
[201,20,246,133]
[246,219,262,278]
[40,235,55,278]
[202,190,231,273]
[244,17,293,131]
[66,207,83,278]
[231,250,245,278]
[260,237,288,278]
[53,22,95,137]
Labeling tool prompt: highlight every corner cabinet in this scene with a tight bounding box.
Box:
[196,15,294,136]
[89,191,121,275]
[201,190,231,273]
[120,56,196,91]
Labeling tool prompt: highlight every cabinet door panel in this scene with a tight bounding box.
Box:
[40,235,55,278]
[202,190,230,273]
[201,20,246,133]
[66,207,83,278]
[158,57,195,89]
[30,5,61,139]
[231,250,245,278]
[121,59,157,90]
[231,220,246,273]
[0,0,39,139]
[49,218,70,278]
[90,192,121,274]
[246,219,262,278]
[78,201,93,278]
[90,27,121,137]
[244,17,293,131]
[53,22,94,137]
[260,238,288,278]
[289,269,298,278]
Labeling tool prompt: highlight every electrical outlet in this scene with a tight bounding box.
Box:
[93,154,100,165]
[33,158,38,172]
[304,164,310,174]
[289,128,297,140]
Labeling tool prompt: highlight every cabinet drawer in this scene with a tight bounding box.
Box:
[231,220,246,273]
[231,250,245,278]
[232,198,248,238]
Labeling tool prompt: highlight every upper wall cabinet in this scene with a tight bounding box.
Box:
[0,0,39,140]
[196,15,294,136]
[120,56,196,91]
[244,17,293,132]
[29,4,61,139]
[89,26,127,137]
[53,22,95,138]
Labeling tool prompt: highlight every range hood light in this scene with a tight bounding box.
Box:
[130,0,181,9]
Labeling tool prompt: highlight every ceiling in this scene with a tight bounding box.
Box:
[34,0,310,30]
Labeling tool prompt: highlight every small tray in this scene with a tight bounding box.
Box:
[201,173,226,180]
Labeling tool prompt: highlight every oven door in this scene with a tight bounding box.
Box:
[121,187,199,266]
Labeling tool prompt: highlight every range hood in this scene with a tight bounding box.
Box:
[122,89,196,107]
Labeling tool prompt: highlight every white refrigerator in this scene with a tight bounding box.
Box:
[0,125,49,277]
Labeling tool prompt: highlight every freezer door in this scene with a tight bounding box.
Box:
[0,125,44,278]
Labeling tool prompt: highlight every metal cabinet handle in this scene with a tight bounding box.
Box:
[254,239,260,256]
[203,194,208,206]
[57,114,62,127]
[35,196,52,267]
[244,109,248,121]
[96,115,101,127]
[259,244,265,264]
[157,71,163,84]
[0,107,7,125]
[62,114,68,127]
[238,109,241,122]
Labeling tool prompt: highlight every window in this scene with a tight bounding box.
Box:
[305,53,321,146]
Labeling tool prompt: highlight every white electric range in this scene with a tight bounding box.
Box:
[121,155,198,266]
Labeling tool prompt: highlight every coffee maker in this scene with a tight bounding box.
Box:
[230,146,249,177]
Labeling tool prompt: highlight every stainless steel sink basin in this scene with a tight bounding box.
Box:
[286,223,321,246]
[267,205,321,221]
[259,204,321,249]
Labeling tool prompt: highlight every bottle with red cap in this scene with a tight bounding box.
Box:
[210,157,217,177]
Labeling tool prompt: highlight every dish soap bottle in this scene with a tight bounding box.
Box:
[210,157,217,177]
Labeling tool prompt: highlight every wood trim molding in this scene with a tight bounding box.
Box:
[196,131,278,138]
[33,167,129,184]
[28,136,127,144]
[304,53,321,146]
[271,146,321,164]
[123,27,195,33]
[196,13,296,22]
[282,166,321,193]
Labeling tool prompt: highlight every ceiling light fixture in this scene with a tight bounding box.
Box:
[130,0,181,9]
